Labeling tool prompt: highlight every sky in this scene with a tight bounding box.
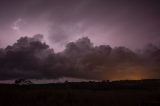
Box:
[0,0,160,52]
[0,0,160,81]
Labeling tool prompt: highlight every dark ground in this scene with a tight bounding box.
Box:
[0,83,160,106]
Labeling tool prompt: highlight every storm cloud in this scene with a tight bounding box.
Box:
[0,35,160,80]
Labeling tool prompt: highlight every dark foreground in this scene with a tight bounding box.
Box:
[0,81,160,106]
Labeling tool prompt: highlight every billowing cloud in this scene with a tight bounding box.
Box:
[0,36,160,80]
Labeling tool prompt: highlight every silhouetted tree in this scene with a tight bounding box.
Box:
[15,79,32,85]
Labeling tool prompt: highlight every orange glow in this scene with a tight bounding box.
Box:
[101,65,150,80]
[110,72,143,81]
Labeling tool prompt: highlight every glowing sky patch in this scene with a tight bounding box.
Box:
[12,18,23,34]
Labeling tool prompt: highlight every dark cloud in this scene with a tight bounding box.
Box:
[0,36,160,80]
[0,35,54,79]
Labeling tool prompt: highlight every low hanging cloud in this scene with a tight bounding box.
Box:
[0,35,160,80]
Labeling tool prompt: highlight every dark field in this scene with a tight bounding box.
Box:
[0,84,160,106]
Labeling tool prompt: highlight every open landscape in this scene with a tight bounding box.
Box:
[0,0,160,106]
[1,80,160,106]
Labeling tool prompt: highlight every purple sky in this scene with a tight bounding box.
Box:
[0,0,160,52]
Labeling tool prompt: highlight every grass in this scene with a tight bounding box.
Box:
[0,84,160,106]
